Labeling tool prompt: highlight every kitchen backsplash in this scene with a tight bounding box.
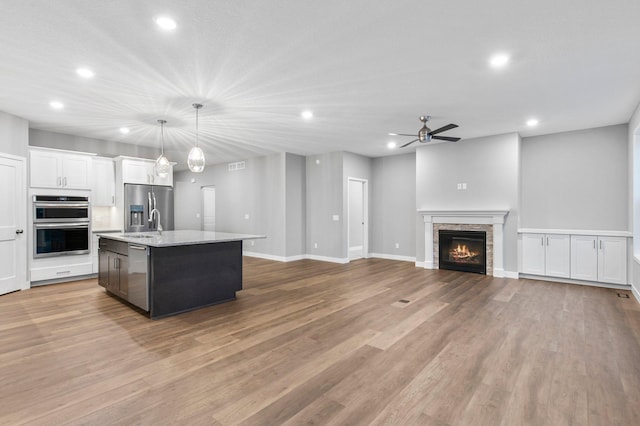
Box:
[92,206,119,231]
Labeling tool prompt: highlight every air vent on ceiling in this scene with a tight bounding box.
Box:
[228,161,245,171]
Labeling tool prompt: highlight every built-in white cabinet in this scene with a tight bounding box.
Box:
[92,157,116,206]
[30,149,92,189]
[570,235,627,285]
[521,233,570,278]
[119,158,172,186]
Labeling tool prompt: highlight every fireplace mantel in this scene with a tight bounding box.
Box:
[418,209,510,277]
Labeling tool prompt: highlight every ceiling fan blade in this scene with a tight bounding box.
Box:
[429,123,458,135]
[432,136,461,142]
[400,139,419,148]
[393,133,417,137]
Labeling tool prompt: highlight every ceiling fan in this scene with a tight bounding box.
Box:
[391,115,461,148]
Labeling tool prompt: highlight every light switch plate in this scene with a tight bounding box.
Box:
[457,183,462,190]
[332,215,339,221]
[244,214,250,219]
[462,183,467,190]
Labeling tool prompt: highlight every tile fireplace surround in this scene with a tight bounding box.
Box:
[418,210,509,277]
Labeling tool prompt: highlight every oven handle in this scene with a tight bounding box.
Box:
[34,203,90,208]
[34,223,90,229]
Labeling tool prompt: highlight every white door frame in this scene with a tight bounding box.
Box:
[0,152,28,293]
[201,185,216,231]
[347,177,368,261]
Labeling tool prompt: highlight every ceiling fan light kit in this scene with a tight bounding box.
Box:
[188,103,206,173]
[396,115,461,148]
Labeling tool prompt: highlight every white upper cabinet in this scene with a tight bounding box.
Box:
[120,158,172,186]
[92,157,116,206]
[30,149,91,190]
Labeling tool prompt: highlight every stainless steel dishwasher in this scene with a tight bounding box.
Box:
[127,244,149,311]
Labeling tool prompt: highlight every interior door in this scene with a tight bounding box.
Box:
[348,179,365,260]
[0,154,26,295]
[202,186,215,231]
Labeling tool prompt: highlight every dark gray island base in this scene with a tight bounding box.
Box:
[97,231,264,319]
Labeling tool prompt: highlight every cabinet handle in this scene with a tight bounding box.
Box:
[111,195,115,204]
[600,240,603,250]
[63,176,67,187]
[593,240,596,249]
[541,236,544,245]
[546,236,549,246]
[56,270,71,275]
[57,177,61,187]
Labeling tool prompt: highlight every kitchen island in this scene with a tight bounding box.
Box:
[97,231,265,319]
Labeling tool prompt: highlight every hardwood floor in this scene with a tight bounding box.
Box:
[1,257,639,425]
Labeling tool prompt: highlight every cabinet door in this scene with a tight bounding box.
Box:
[98,249,109,287]
[122,159,153,184]
[545,234,570,278]
[61,154,91,189]
[570,235,598,281]
[117,254,129,297]
[92,158,116,206]
[521,234,545,275]
[152,163,173,187]
[598,236,627,284]
[30,150,61,188]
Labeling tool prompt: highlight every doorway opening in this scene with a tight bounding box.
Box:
[201,186,215,231]
[348,177,368,261]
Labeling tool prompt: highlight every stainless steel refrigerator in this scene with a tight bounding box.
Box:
[124,184,174,232]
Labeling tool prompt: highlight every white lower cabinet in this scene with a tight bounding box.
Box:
[522,232,628,285]
[570,235,627,285]
[521,233,570,278]
[571,235,627,284]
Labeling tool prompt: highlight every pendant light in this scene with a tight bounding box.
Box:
[188,103,205,172]
[155,119,171,178]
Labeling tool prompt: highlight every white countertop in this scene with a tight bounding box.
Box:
[97,230,266,247]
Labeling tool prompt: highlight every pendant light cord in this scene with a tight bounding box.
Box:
[195,107,199,148]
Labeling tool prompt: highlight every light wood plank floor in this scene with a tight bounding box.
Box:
[1,257,640,425]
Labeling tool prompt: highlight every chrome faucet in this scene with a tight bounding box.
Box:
[149,208,163,234]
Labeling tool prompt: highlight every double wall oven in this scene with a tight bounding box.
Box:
[33,195,91,258]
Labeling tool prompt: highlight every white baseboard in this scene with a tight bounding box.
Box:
[243,251,304,262]
[305,254,349,264]
[519,273,632,291]
[632,284,640,304]
[415,261,427,268]
[368,253,416,262]
[502,271,519,279]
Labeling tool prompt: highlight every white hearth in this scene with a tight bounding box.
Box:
[418,209,509,277]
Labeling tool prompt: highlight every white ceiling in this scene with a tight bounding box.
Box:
[1,0,639,166]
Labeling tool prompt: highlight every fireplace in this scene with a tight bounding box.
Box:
[438,230,487,275]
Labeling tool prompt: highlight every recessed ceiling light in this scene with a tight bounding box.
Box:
[301,110,313,119]
[155,16,177,30]
[387,141,397,149]
[119,127,130,134]
[489,53,509,68]
[526,118,539,127]
[49,101,64,110]
[76,68,94,78]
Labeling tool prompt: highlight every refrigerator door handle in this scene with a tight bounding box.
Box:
[152,193,157,229]
[147,192,152,227]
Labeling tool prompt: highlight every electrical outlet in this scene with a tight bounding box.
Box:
[315,159,320,165]
[244,214,249,220]
[314,242,318,249]
[251,240,255,246]
[332,215,339,221]
[457,183,462,190]
[462,183,467,190]
[395,243,399,249]
[196,213,200,218]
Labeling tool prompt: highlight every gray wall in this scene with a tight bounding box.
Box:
[342,152,372,258]
[285,153,306,257]
[371,152,416,257]
[29,128,160,159]
[0,110,28,158]
[521,124,628,230]
[416,133,520,272]
[306,152,344,258]
[174,153,287,257]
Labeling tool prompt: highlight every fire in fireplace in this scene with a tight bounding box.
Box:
[438,230,487,274]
